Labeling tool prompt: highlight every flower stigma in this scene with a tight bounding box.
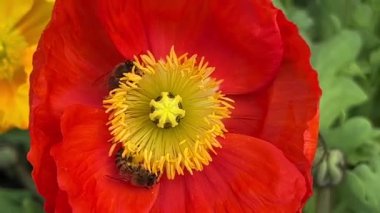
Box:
[150,92,185,129]
[103,47,234,179]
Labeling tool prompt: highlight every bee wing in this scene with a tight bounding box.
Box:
[105,175,131,183]
[92,71,112,86]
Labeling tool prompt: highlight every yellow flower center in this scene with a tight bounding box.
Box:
[149,92,185,129]
[103,47,234,179]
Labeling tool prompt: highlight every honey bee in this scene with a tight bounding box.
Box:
[114,149,160,189]
[108,60,134,90]
[108,60,143,90]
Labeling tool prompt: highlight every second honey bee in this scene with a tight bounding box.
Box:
[114,149,160,189]
[108,60,143,90]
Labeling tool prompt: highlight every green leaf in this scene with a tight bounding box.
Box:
[312,30,362,82]
[369,48,380,67]
[272,0,284,10]
[0,188,42,213]
[373,129,380,139]
[0,129,31,151]
[342,157,380,213]
[0,129,30,143]
[325,117,372,152]
[22,197,44,213]
[324,117,380,164]
[303,191,317,213]
[349,143,380,165]
[339,62,365,78]
[289,9,313,31]
[320,77,367,129]
[0,146,18,169]
[369,0,380,12]
[353,4,374,28]
[313,31,366,130]
[319,0,353,20]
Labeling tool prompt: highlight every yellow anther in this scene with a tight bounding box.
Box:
[103,47,234,179]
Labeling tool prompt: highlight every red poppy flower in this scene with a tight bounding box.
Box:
[28,0,321,212]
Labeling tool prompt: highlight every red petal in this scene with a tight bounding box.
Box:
[223,11,321,204]
[27,106,71,213]
[303,111,320,163]
[224,90,269,136]
[151,133,306,212]
[259,11,321,202]
[55,190,72,213]
[30,0,125,210]
[260,11,320,168]
[50,105,159,212]
[225,11,321,165]
[31,0,124,116]
[99,0,283,94]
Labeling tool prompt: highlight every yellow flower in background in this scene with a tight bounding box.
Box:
[0,0,54,132]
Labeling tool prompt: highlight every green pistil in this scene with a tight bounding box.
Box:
[149,92,185,128]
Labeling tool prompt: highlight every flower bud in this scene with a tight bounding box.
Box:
[313,148,345,187]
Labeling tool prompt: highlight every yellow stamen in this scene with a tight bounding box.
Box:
[103,47,234,179]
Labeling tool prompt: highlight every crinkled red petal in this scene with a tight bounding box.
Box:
[151,133,306,212]
[303,111,320,163]
[55,190,72,213]
[29,0,125,211]
[224,10,321,203]
[27,106,71,213]
[224,11,322,164]
[260,12,321,201]
[224,90,269,137]
[31,0,124,116]
[98,0,283,94]
[50,105,159,212]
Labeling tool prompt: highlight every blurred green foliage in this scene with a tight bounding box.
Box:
[0,188,43,213]
[0,130,43,212]
[275,0,380,212]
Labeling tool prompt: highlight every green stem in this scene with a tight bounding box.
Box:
[316,187,331,213]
